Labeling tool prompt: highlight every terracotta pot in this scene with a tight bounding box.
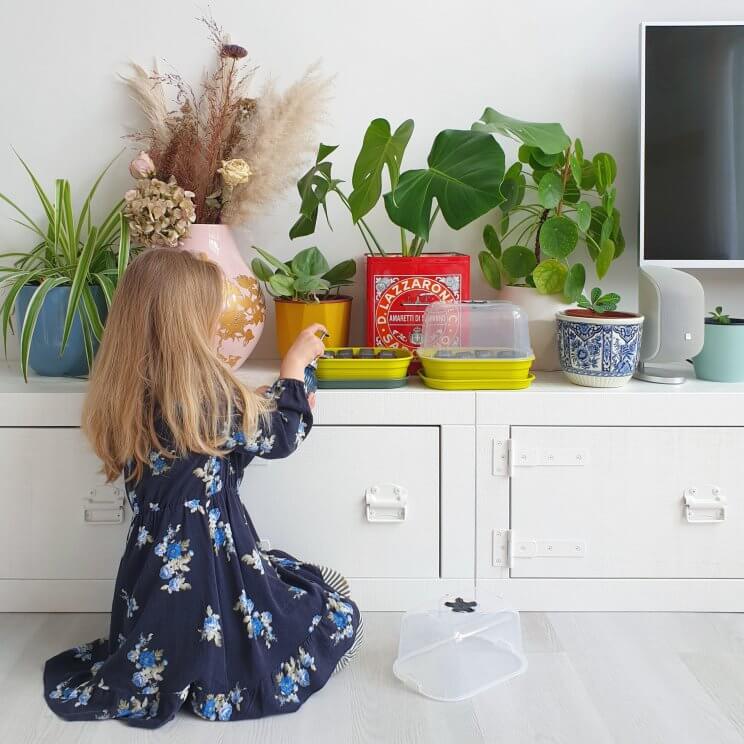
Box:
[497,286,564,371]
[274,296,352,357]
[180,224,266,368]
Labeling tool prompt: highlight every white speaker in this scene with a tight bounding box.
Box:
[635,266,705,384]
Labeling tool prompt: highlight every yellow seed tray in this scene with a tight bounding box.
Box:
[418,351,534,381]
[316,347,412,382]
[418,372,536,391]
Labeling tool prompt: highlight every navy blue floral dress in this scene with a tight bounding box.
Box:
[44,379,360,728]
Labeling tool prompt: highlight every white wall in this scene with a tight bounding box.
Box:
[1,0,743,359]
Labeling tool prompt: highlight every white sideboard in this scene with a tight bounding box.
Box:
[1,361,743,612]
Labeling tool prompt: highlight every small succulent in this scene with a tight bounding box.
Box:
[577,287,620,314]
[708,306,731,325]
[123,176,196,248]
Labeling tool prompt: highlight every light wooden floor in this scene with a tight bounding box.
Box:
[1,611,743,743]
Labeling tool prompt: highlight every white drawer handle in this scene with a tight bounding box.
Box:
[683,486,726,523]
[365,484,408,523]
[83,487,125,525]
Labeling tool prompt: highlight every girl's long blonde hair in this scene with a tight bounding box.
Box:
[83,248,270,482]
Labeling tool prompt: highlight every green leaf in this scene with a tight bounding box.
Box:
[60,226,98,353]
[537,172,564,209]
[499,212,509,236]
[574,138,584,161]
[251,258,275,282]
[316,143,338,163]
[472,108,571,154]
[533,259,568,295]
[19,276,69,381]
[323,259,357,286]
[80,315,95,371]
[500,173,526,213]
[291,246,330,277]
[540,215,579,258]
[117,215,130,280]
[591,287,601,304]
[0,190,45,239]
[383,129,505,240]
[563,263,586,302]
[598,291,621,308]
[501,245,537,278]
[580,160,596,190]
[482,224,501,258]
[268,274,294,297]
[518,145,534,164]
[252,246,291,276]
[563,178,580,204]
[81,285,104,341]
[531,149,560,167]
[349,118,414,222]
[92,272,115,308]
[1,271,37,356]
[600,215,614,245]
[293,274,330,296]
[289,159,335,239]
[576,201,591,232]
[478,251,502,290]
[593,152,617,195]
[596,239,615,279]
[569,154,582,189]
[12,149,55,231]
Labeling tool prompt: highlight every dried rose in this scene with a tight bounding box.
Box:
[221,44,248,59]
[218,159,252,188]
[128,151,156,179]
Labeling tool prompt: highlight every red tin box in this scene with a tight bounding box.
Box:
[366,253,471,350]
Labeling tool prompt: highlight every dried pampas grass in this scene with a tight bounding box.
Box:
[221,63,333,225]
[120,63,171,150]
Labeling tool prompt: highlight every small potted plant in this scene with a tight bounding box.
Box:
[0,153,132,380]
[692,306,744,382]
[473,109,624,371]
[251,245,356,355]
[556,287,643,387]
[289,120,505,351]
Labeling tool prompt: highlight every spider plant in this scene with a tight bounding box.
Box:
[0,151,132,380]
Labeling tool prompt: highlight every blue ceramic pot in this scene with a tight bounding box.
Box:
[15,285,107,377]
[556,310,644,388]
[692,319,744,382]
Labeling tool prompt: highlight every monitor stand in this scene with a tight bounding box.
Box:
[633,361,686,385]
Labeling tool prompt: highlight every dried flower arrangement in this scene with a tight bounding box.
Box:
[121,14,332,246]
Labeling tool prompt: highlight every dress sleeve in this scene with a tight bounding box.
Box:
[225,378,312,470]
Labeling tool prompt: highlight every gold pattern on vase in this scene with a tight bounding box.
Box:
[216,274,266,364]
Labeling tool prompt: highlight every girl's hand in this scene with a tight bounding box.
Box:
[279,323,327,382]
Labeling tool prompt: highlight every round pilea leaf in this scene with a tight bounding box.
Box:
[533,259,568,295]
[540,215,579,259]
[501,245,537,278]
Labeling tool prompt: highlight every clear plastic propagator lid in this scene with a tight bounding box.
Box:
[393,595,527,702]
[418,301,533,360]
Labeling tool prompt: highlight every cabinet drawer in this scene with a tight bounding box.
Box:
[510,427,744,578]
[0,428,128,579]
[241,426,440,578]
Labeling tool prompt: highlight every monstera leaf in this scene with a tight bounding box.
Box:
[348,118,414,223]
[472,108,571,155]
[289,144,339,239]
[383,129,505,241]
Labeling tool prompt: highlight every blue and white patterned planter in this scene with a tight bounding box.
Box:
[556,310,644,388]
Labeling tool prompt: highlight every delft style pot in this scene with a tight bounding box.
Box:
[692,318,744,382]
[15,284,107,377]
[556,309,644,388]
[180,224,266,368]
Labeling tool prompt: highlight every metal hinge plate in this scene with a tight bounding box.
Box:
[492,530,587,568]
[492,439,588,477]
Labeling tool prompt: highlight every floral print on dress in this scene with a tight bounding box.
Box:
[244,428,276,456]
[274,646,316,706]
[198,605,223,647]
[240,548,265,575]
[121,589,139,619]
[136,526,153,548]
[112,694,159,720]
[154,523,193,593]
[326,591,355,645]
[193,455,222,497]
[295,419,308,446]
[191,683,244,721]
[270,555,301,571]
[208,507,236,560]
[184,497,206,515]
[288,586,307,599]
[73,643,94,662]
[127,633,168,695]
[308,614,322,634]
[233,590,276,648]
[148,450,171,476]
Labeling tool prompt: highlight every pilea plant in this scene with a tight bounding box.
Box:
[708,306,731,325]
[577,287,621,314]
[251,245,356,301]
[289,119,505,256]
[473,109,624,303]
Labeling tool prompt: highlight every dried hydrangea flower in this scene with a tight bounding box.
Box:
[123,176,197,248]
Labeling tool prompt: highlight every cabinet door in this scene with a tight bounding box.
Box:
[241,426,440,578]
[0,428,128,579]
[510,427,744,578]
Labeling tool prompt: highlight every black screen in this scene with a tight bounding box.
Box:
[644,25,744,261]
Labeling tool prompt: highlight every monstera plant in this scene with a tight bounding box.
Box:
[289,119,505,256]
[473,109,624,303]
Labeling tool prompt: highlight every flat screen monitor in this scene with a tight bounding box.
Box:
[641,22,744,266]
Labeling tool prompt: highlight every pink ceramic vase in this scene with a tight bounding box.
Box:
[180,224,266,367]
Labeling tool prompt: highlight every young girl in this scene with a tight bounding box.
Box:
[43,248,361,727]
